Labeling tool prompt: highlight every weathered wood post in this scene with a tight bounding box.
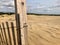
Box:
[14,0,28,45]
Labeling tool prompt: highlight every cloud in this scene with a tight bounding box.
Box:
[0,0,60,14]
[0,0,14,5]
[0,6,4,8]
[0,0,15,12]
[36,6,46,8]
[47,8,54,11]
[53,0,60,6]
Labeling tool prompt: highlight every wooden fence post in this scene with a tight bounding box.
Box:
[14,0,28,45]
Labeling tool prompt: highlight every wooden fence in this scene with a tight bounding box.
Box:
[0,22,16,45]
[0,14,22,45]
[0,0,28,45]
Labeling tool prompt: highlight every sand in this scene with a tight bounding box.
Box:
[27,15,60,45]
[0,14,60,45]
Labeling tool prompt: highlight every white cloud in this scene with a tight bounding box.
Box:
[36,6,46,8]
[54,0,60,6]
[0,6,4,8]
[0,0,14,5]
[47,8,54,10]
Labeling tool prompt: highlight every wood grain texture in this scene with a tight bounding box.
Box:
[15,0,28,45]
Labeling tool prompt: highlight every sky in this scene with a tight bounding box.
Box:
[0,0,60,14]
[26,0,60,14]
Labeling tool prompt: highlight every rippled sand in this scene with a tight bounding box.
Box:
[0,14,60,45]
[27,15,60,45]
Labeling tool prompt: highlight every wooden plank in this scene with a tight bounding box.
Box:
[20,0,28,45]
[14,0,22,44]
[14,0,28,45]
[2,23,8,45]
[0,24,3,45]
[8,22,14,45]
[15,14,22,45]
[0,24,6,45]
[11,22,16,45]
[6,22,12,45]
[14,1,21,45]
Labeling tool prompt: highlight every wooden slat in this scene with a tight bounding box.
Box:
[11,22,16,45]
[6,22,12,45]
[0,25,3,45]
[2,23,8,45]
[0,24,5,45]
[0,32,2,45]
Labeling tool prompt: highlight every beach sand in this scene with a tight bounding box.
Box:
[0,14,60,45]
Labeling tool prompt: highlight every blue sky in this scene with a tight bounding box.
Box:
[0,0,60,14]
